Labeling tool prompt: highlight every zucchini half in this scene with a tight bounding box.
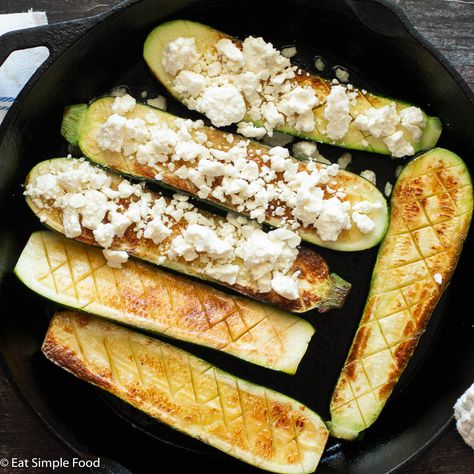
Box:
[15,231,315,373]
[43,311,329,473]
[329,148,473,440]
[24,158,351,313]
[62,97,388,252]
[143,20,442,157]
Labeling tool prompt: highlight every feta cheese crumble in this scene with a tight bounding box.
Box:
[360,169,377,185]
[24,158,309,300]
[94,95,383,244]
[160,34,425,157]
[434,273,443,285]
[103,249,129,269]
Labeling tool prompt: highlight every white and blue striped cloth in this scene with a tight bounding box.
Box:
[0,11,48,123]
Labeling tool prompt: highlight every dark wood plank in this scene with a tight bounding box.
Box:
[0,1,473,473]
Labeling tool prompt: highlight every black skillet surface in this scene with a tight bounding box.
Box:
[0,0,473,473]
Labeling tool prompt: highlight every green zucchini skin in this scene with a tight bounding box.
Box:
[24,158,351,314]
[142,19,442,156]
[328,148,473,440]
[61,97,389,252]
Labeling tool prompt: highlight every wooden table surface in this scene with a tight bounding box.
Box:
[0,0,473,473]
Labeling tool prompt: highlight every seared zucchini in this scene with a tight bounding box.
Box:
[329,148,473,440]
[43,311,329,473]
[16,231,315,373]
[24,158,350,313]
[62,97,388,251]
[143,20,441,157]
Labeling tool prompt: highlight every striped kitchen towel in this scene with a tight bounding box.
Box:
[0,10,48,123]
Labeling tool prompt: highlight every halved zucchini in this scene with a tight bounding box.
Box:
[143,20,442,157]
[62,97,388,251]
[24,158,350,313]
[44,311,329,473]
[329,148,473,440]
[16,231,315,373]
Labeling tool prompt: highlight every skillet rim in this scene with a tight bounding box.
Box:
[0,0,472,472]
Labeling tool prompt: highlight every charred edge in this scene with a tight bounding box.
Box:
[317,273,351,313]
[42,319,114,391]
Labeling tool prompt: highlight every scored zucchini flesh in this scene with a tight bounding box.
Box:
[15,231,315,373]
[329,148,473,440]
[24,158,350,313]
[143,19,442,157]
[43,311,329,473]
[62,97,388,252]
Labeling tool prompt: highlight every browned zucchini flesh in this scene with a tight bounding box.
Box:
[15,231,315,373]
[43,311,329,473]
[24,158,350,313]
[329,148,473,440]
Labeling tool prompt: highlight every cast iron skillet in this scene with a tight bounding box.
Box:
[0,0,473,473]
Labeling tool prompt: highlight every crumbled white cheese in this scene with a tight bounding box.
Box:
[324,85,351,140]
[360,169,377,185]
[146,95,167,110]
[337,152,352,170]
[400,106,426,141]
[384,181,393,197]
[383,130,414,158]
[271,272,299,299]
[215,38,244,68]
[111,94,136,114]
[281,46,297,58]
[353,103,400,138]
[25,159,307,298]
[352,200,383,213]
[352,211,376,234]
[196,85,246,127]
[162,37,199,76]
[103,249,129,269]
[93,95,385,245]
[173,71,206,98]
[313,197,351,241]
[314,56,325,71]
[395,165,403,177]
[434,273,443,285]
[334,67,350,83]
[292,141,318,160]
[236,122,267,139]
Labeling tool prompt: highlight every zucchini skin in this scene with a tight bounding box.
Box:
[43,311,329,473]
[15,231,315,373]
[61,97,389,252]
[24,158,351,313]
[143,19,442,157]
[329,148,473,440]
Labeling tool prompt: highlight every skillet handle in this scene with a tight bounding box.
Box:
[346,0,410,38]
[0,16,100,66]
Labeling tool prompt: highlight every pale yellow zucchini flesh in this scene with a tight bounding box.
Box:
[143,20,442,157]
[329,148,473,440]
[15,231,315,373]
[43,311,329,473]
[62,98,388,252]
[24,158,351,314]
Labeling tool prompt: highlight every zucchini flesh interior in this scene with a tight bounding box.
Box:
[15,231,315,373]
[43,311,329,473]
[24,158,350,313]
[143,19,442,157]
[329,148,473,440]
[62,97,389,252]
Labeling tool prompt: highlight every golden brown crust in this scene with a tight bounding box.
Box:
[330,149,473,437]
[20,231,314,371]
[43,311,328,471]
